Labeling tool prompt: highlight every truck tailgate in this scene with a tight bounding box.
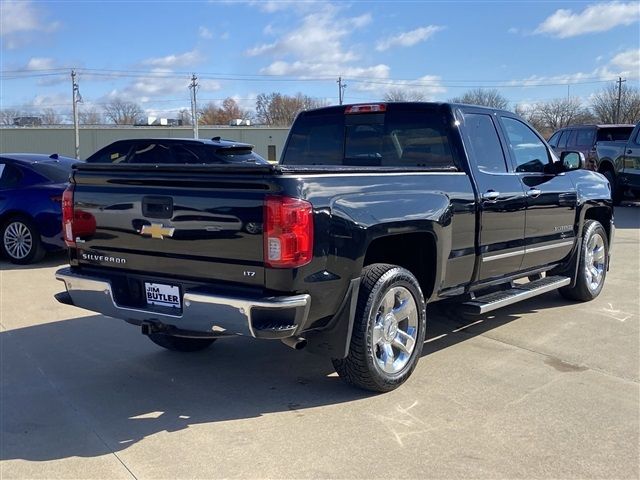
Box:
[70,165,274,287]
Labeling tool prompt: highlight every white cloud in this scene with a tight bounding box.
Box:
[199,79,223,92]
[534,1,640,38]
[509,48,640,87]
[246,4,365,64]
[106,71,221,104]
[245,3,445,100]
[199,26,213,39]
[246,3,380,82]
[0,0,60,49]
[262,61,390,79]
[610,49,640,73]
[376,25,444,52]
[25,57,56,70]
[0,0,41,36]
[352,74,446,100]
[141,50,203,69]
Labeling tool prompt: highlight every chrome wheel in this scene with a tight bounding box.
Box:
[3,221,33,260]
[584,232,605,292]
[372,286,418,374]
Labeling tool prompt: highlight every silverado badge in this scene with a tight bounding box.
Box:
[140,223,175,239]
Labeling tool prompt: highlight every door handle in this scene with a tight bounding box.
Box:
[526,188,542,198]
[482,191,500,201]
[627,149,633,155]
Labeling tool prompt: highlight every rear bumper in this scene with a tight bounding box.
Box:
[54,267,311,339]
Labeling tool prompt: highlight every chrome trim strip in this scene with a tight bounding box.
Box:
[525,240,575,254]
[482,240,575,262]
[482,249,525,262]
[295,172,467,178]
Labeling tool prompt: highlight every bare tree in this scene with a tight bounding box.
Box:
[516,98,594,138]
[590,83,640,124]
[514,104,547,134]
[383,89,425,102]
[256,93,327,126]
[199,98,249,125]
[449,88,509,109]
[79,107,103,125]
[0,108,22,125]
[177,108,192,126]
[535,98,593,131]
[40,108,60,125]
[103,99,144,125]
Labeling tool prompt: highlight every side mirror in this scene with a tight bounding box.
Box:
[560,151,584,172]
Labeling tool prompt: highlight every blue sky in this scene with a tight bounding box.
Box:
[1,0,639,120]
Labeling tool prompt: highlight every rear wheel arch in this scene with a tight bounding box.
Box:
[597,160,615,175]
[582,205,613,243]
[362,231,438,301]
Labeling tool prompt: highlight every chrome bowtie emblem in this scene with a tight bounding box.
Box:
[140,223,175,239]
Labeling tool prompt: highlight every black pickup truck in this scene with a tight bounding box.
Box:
[55,103,614,392]
[593,122,640,204]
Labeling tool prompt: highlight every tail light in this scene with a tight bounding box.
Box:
[62,185,96,247]
[264,195,313,268]
[62,185,75,246]
[345,103,386,114]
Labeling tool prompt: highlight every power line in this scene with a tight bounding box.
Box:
[1,67,634,88]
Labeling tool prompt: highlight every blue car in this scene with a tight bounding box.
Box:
[0,153,79,264]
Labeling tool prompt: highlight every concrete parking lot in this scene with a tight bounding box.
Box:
[1,204,638,479]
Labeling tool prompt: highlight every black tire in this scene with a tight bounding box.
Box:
[559,220,609,302]
[602,170,622,206]
[148,334,215,352]
[1,215,45,264]
[332,263,426,393]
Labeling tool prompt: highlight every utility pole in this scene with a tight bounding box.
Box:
[337,76,347,105]
[615,76,626,124]
[189,74,199,139]
[71,70,82,159]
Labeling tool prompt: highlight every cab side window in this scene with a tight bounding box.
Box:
[548,131,561,147]
[557,130,570,148]
[462,113,508,173]
[501,117,550,173]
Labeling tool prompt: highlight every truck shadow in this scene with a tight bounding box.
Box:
[1,290,571,463]
[423,291,569,356]
[0,251,67,271]
[0,314,372,463]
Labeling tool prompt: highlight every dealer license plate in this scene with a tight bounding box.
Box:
[144,282,181,309]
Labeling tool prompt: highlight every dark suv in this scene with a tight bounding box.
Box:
[85,138,269,165]
[548,124,634,171]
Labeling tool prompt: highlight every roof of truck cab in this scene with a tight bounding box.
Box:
[303,102,512,116]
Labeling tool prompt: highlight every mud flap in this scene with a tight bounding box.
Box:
[305,278,360,359]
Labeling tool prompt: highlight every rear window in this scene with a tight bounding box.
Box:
[575,129,595,147]
[596,127,634,142]
[30,160,76,183]
[281,108,457,169]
